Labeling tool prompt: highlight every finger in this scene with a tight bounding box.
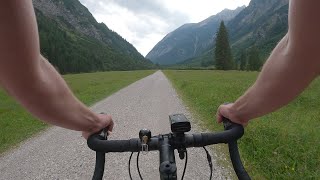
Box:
[106,115,114,132]
[99,114,112,129]
[216,106,223,123]
[82,132,89,140]
[108,122,114,132]
[216,113,222,123]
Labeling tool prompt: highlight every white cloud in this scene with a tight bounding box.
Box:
[163,0,251,22]
[79,0,250,56]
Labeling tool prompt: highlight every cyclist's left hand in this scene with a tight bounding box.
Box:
[82,113,114,139]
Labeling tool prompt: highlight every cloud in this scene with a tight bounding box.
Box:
[79,0,250,56]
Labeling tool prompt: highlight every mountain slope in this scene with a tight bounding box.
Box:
[181,0,289,66]
[146,7,245,65]
[228,0,289,57]
[33,0,153,73]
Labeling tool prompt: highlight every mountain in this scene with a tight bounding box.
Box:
[146,6,245,65]
[33,0,153,74]
[182,0,289,67]
[228,0,288,57]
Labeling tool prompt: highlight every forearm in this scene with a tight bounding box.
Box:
[233,35,320,121]
[0,1,110,136]
[1,55,101,132]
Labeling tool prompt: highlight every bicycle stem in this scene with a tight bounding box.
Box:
[159,134,177,180]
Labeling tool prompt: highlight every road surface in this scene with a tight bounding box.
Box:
[0,71,232,180]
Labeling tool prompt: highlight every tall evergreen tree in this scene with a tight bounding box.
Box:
[247,46,262,71]
[239,52,247,71]
[214,21,233,70]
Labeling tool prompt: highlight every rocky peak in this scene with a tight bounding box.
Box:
[33,0,103,41]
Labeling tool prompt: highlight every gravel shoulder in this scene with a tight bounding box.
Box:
[0,71,231,180]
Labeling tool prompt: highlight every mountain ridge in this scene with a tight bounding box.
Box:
[183,0,289,66]
[148,0,289,67]
[33,0,153,73]
[146,6,245,65]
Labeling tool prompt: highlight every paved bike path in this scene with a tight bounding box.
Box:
[0,71,231,180]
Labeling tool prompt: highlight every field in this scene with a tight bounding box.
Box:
[164,70,320,179]
[0,70,155,154]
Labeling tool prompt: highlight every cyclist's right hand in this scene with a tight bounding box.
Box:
[216,103,248,126]
[82,113,114,139]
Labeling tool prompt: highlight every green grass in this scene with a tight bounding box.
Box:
[0,70,155,154]
[164,70,320,180]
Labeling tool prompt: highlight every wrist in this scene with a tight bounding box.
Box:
[86,113,104,133]
[229,103,250,124]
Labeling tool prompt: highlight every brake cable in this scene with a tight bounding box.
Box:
[137,151,143,180]
[180,150,188,180]
[128,152,144,180]
[203,147,213,180]
[129,146,212,180]
[128,152,134,180]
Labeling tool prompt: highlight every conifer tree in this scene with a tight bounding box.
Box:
[239,52,247,71]
[214,21,233,70]
[247,46,262,71]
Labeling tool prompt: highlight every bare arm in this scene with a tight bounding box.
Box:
[0,1,113,138]
[217,0,320,124]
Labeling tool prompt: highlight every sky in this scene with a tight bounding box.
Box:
[79,0,251,56]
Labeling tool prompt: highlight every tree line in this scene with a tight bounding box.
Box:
[209,21,263,71]
[35,9,153,74]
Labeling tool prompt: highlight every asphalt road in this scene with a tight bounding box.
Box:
[0,71,231,180]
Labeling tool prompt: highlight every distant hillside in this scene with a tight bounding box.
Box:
[146,7,245,65]
[228,0,289,58]
[33,0,153,74]
[181,0,289,67]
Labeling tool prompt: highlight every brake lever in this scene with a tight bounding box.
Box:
[99,128,108,140]
[221,103,237,130]
[99,112,108,140]
[222,116,241,130]
[221,116,244,142]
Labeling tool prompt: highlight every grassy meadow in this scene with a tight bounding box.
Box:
[164,70,319,179]
[0,70,155,154]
